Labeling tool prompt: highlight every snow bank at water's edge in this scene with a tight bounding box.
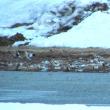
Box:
[0,103,110,110]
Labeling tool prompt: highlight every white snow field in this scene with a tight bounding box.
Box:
[30,11,110,48]
[0,103,110,110]
[0,0,110,47]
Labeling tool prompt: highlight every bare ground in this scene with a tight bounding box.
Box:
[0,46,110,72]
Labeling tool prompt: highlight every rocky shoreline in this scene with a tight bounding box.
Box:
[0,46,110,72]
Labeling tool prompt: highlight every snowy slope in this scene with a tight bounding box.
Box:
[0,0,108,27]
[30,11,110,48]
[0,0,65,27]
[0,0,110,47]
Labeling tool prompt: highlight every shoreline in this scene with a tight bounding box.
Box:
[0,46,110,73]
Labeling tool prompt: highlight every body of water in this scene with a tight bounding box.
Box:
[0,71,110,104]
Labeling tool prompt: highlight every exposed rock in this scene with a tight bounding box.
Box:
[40,2,109,37]
[10,33,25,41]
[85,2,109,12]
[10,23,33,28]
[0,33,25,46]
[83,65,94,72]
[0,36,14,46]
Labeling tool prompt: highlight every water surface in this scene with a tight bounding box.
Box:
[0,71,110,104]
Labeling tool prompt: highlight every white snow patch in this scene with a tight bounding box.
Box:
[29,11,110,48]
[0,103,110,110]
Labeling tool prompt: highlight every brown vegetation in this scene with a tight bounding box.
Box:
[0,33,25,46]
[0,46,110,72]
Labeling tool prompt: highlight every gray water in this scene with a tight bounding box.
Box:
[0,71,110,104]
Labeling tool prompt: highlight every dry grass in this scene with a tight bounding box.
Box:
[0,46,110,72]
[0,46,110,59]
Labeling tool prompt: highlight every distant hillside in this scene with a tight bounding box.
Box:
[0,47,110,72]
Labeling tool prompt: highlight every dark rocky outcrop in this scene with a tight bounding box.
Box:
[10,23,33,28]
[45,2,109,37]
[0,33,25,46]
[85,2,109,12]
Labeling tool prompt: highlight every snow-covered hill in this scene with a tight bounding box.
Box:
[0,0,110,47]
